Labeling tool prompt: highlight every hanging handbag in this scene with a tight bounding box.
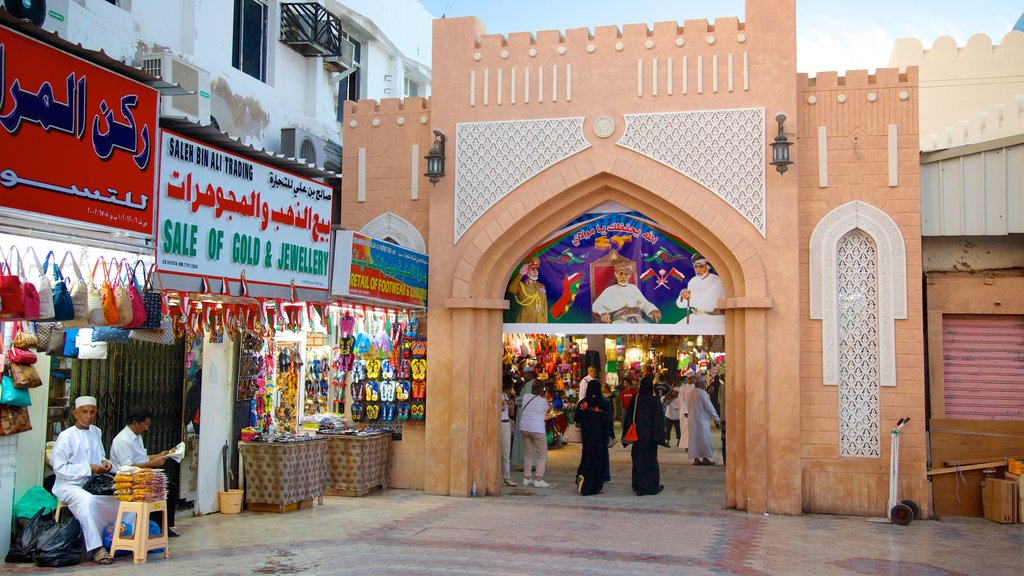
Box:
[1,374,32,407]
[47,252,75,322]
[91,326,131,343]
[59,252,90,327]
[622,395,640,446]
[112,260,134,327]
[9,363,41,389]
[139,263,162,329]
[76,329,108,360]
[83,256,106,326]
[12,322,38,350]
[62,328,80,358]
[28,249,55,320]
[8,323,37,365]
[11,249,40,320]
[129,314,176,345]
[94,258,119,325]
[34,322,64,355]
[0,249,26,319]
[124,259,147,328]
[0,403,32,435]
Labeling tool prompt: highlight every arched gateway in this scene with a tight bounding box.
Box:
[341,0,926,517]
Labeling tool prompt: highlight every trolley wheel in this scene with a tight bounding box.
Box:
[890,503,914,526]
[901,499,921,520]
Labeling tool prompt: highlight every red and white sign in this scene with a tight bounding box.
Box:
[0,27,158,234]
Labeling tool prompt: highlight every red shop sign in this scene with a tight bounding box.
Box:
[0,26,158,234]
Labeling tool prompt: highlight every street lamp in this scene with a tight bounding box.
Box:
[424,130,447,185]
[770,112,793,174]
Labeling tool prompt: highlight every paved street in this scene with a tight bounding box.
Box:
[7,440,1022,575]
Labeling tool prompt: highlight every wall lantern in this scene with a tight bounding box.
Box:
[423,130,447,185]
[770,112,793,174]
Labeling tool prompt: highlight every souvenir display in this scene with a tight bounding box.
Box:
[113,467,168,503]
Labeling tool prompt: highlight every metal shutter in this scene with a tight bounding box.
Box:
[942,314,1024,420]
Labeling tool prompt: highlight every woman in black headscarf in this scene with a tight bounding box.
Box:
[574,379,614,495]
[623,374,666,495]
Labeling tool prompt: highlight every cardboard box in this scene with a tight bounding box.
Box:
[983,478,1018,524]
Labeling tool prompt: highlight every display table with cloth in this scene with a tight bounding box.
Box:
[238,440,328,512]
[323,433,392,496]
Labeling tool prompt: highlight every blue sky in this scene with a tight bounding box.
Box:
[418,0,1022,74]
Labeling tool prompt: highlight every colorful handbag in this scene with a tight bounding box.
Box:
[128,314,176,345]
[112,260,134,327]
[28,249,56,320]
[11,249,40,320]
[8,347,37,365]
[76,329,108,360]
[34,322,64,355]
[94,258,119,325]
[84,256,106,326]
[91,326,131,343]
[62,328,80,358]
[12,322,38,350]
[123,259,147,328]
[0,250,27,319]
[1,374,31,407]
[47,252,75,322]
[139,263,162,329]
[0,403,32,435]
[60,252,91,327]
[9,363,41,389]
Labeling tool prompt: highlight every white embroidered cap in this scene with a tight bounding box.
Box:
[75,396,98,409]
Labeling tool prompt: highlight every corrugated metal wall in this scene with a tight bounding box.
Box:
[942,314,1024,420]
[921,143,1024,236]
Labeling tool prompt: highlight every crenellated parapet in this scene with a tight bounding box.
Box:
[797,67,919,192]
[432,12,791,113]
[890,31,1024,150]
[798,68,919,139]
[340,97,433,249]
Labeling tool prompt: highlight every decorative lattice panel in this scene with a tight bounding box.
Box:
[617,108,766,236]
[454,118,591,241]
[837,229,881,458]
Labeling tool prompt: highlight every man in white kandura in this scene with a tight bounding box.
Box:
[676,253,725,332]
[50,396,121,564]
[110,407,179,536]
[593,260,662,324]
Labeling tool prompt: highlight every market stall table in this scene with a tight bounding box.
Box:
[238,439,328,512]
[322,432,392,496]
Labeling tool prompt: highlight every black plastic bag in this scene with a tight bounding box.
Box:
[33,515,83,567]
[82,473,115,496]
[5,509,53,563]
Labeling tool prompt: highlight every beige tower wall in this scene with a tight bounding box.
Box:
[797,69,928,516]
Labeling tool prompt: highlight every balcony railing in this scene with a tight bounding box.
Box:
[280,2,343,59]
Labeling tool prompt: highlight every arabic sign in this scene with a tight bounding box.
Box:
[157,131,334,292]
[331,231,428,308]
[503,211,726,335]
[0,28,157,234]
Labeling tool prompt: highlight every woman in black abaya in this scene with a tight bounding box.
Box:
[623,374,666,495]
[574,379,614,495]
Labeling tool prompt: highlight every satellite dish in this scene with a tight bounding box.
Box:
[3,0,47,27]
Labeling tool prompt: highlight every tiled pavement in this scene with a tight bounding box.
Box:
[7,441,1022,575]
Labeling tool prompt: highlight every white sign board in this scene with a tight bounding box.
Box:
[156,131,333,291]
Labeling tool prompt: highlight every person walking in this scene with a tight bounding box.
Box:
[500,375,517,486]
[519,378,551,487]
[574,378,614,495]
[685,379,721,465]
[663,386,684,447]
[510,367,535,470]
[623,375,666,495]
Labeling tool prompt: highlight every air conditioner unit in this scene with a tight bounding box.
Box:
[281,128,327,168]
[138,52,211,125]
[324,37,356,72]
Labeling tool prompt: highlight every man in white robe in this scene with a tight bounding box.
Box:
[593,261,662,324]
[684,379,721,465]
[50,396,120,564]
[110,407,178,536]
[676,253,725,333]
